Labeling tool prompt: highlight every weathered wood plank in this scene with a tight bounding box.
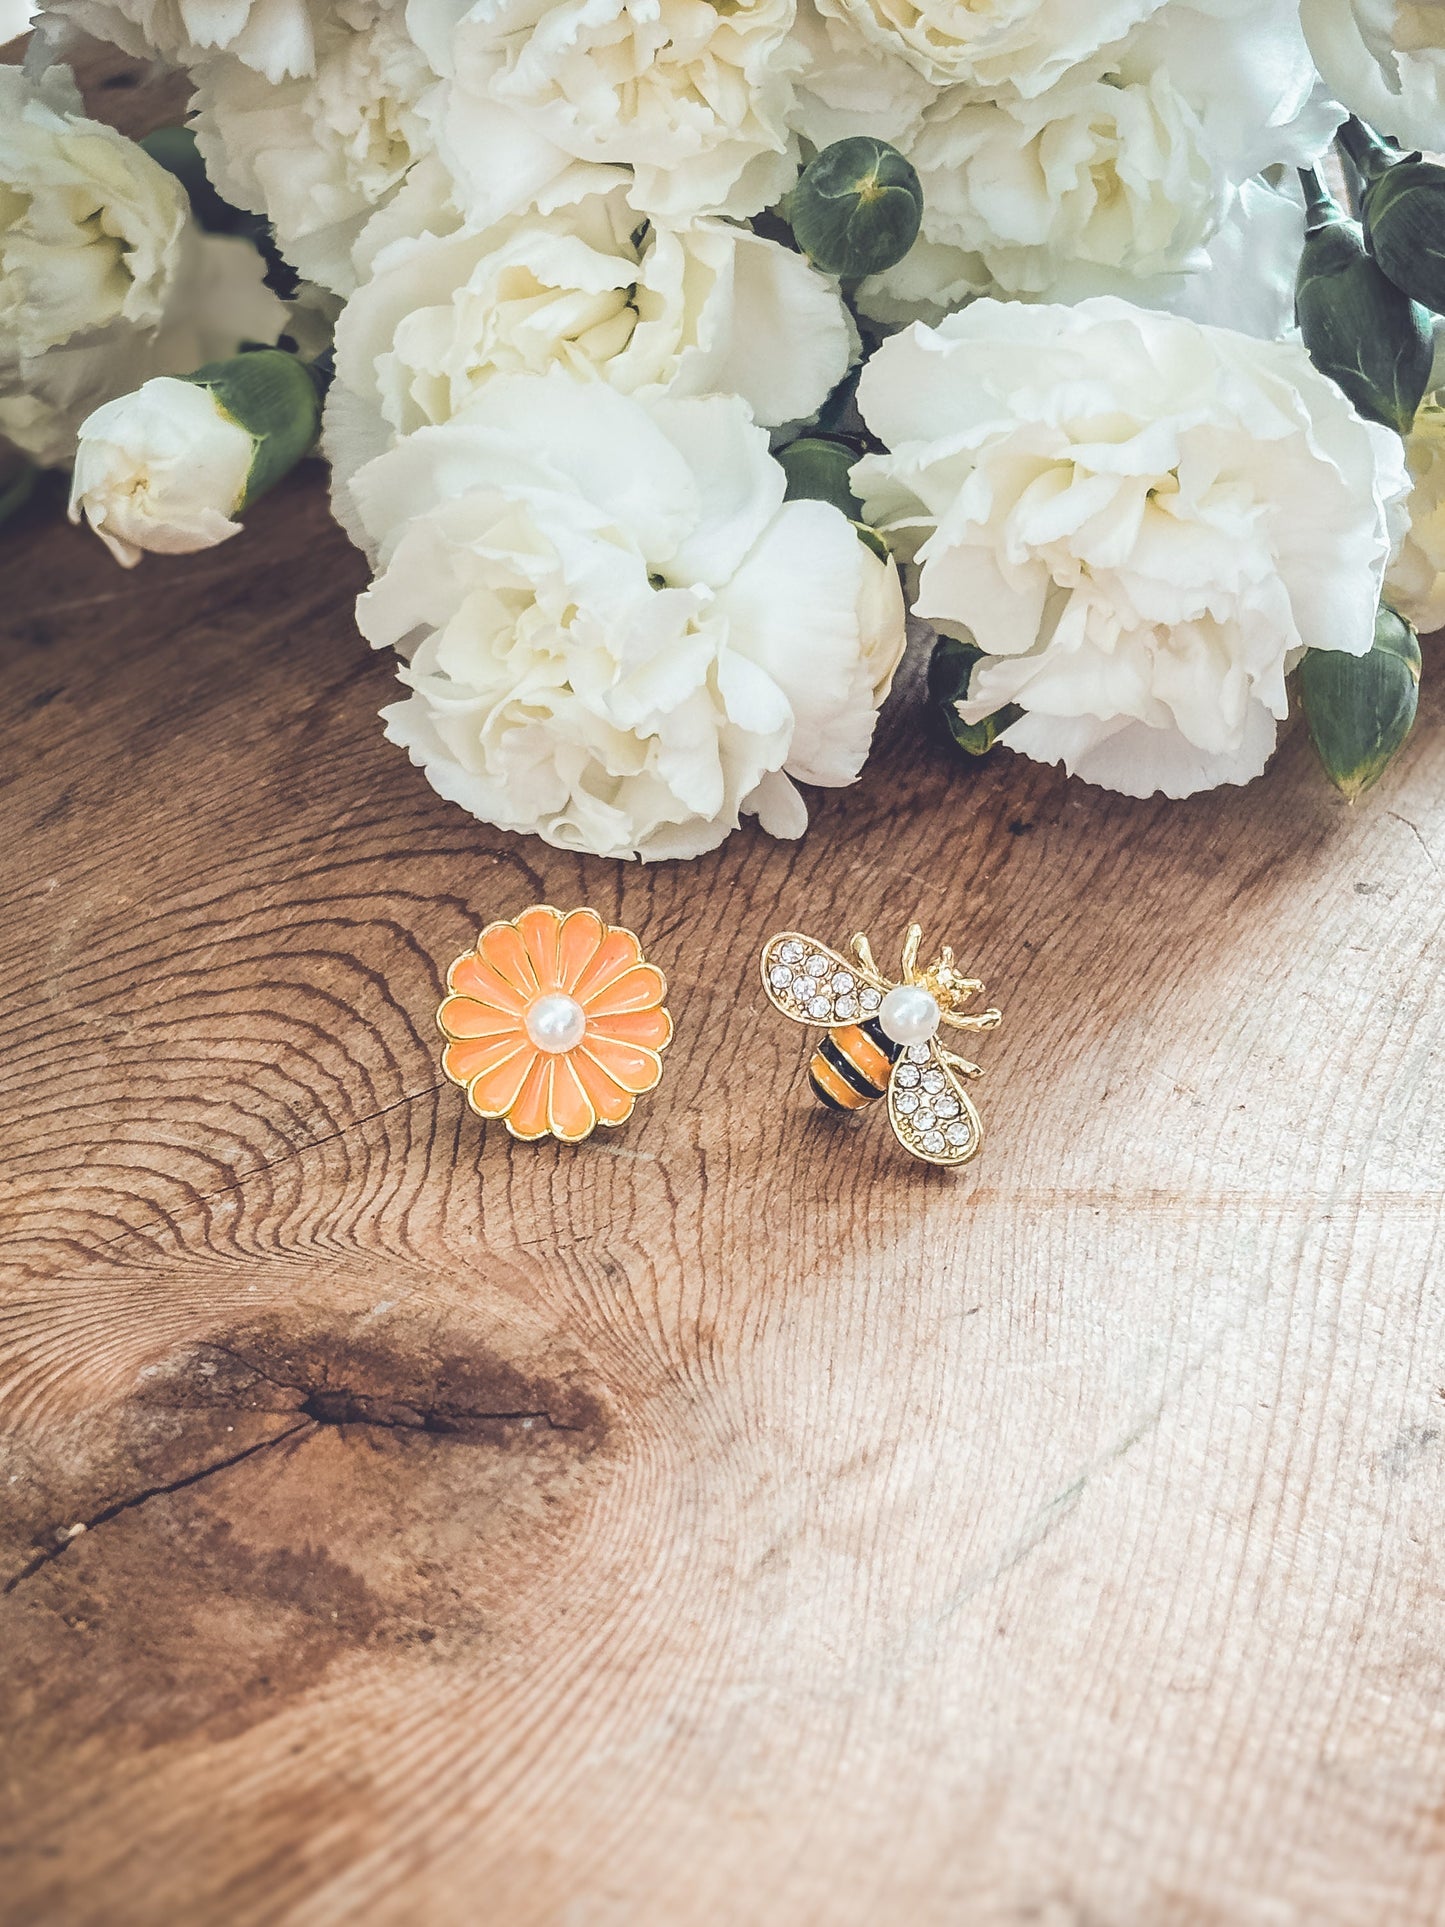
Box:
[2,37,1445,1927]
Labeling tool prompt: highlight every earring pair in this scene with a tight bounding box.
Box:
[436,904,1001,1164]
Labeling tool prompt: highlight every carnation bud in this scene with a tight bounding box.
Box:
[928,635,1020,758]
[1340,119,1445,318]
[777,435,862,518]
[69,350,320,567]
[1295,169,1434,436]
[1300,604,1421,801]
[786,138,923,281]
[189,348,322,502]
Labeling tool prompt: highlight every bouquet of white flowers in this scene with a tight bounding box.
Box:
[7,0,1445,852]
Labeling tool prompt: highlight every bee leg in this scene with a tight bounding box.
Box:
[939,1052,983,1079]
[941,1007,1002,1033]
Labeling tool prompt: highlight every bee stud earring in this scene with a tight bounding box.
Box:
[438,906,672,1142]
[760,921,1002,1167]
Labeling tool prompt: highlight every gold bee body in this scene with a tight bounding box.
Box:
[760,923,1002,1168]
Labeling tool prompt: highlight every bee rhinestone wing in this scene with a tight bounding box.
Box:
[760,932,887,1028]
[888,1043,983,1167]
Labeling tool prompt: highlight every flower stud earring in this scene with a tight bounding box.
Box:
[437,906,672,1142]
[761,919,1002,1166]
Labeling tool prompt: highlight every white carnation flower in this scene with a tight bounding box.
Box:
[855,299,1407,800]
[347,374,906,860]
[890,68,1223,303]
[850,0,1333,321]
[0,63,187,357]
[38,0,319,80]
[0,63,285,465]
[858,173,1306,340]
[325,173,855,539]
[192,0,438,294]
[1387,399,1445,635]
[69,375,255,566]
[1301,0,1445,152]
[408,0,799,226]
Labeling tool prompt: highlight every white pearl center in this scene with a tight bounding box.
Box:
[878,984,941,1047]
[524,992,587,1055]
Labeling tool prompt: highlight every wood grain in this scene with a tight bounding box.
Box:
[3,36,1445,1927]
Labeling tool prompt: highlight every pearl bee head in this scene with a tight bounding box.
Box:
[878,983,940,1046]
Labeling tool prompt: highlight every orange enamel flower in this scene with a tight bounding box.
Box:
[437,907,672,1142]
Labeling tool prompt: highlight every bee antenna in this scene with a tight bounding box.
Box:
[900,923,923,981]
[851,931,880,978]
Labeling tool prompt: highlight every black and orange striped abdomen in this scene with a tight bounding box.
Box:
[808,1019,901,1112]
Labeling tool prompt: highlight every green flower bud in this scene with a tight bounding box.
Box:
[928,634,1020,758]
[187,348,322,507]
[1340,119,1445,317]
[1296,169,1434,435]
[786,138,923,281]
[777,435,862,518]
[1300,604,1421,801]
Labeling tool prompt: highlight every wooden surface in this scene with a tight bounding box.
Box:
[5,43,1445,1927]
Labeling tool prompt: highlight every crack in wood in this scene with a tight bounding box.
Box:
[298,1388,582,1434]
[212,1343,587,1437]
[2,1381,583,1599]
[2,1418,312,1597]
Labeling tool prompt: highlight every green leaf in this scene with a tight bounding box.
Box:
[927,635,1021,759]
[1300,604,1421,800]
[786,137,924,281]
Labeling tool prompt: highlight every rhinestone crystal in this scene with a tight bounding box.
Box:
[769,965,791,987]
[806,954,830,977]
[907,1044,931,1063]
[778,941,803,963]
[808,995,832,1019]
[935,1096,960,1119]
[946,1123,970,1146]
[835,996,857,1020]
[895,1065,920,1088]
[923,1130,947,1154]
[831,971,854,994]
[861,989,881,1012]
[922,1069,946,1093]
[894,1091,919,1115]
